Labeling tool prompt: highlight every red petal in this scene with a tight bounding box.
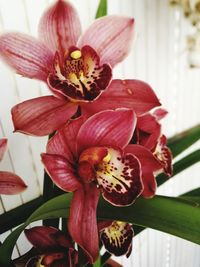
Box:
[77,109,136,153]
[81,79,161,116]
[0,33,54,81]
[124,145,162,198]
[78,16,134,67]
[141,172,157,198]
[0,138,7,161]
[124,145,162,174]
[12,96,77,136]
[68,184,100,263]
[47,117,84,163]
[105,258,123,267]
[39,0,81,56]
[153,135,173,177]
[41,153,81,192]
[0,171,27,195]
[137,113,161,150]
[153,108,168,121]
[96,148,143,206]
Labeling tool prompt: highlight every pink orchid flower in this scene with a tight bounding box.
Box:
[133,108,173,178]
[41,109,161,262]
[23,226,78,267]
[0,138,27,195]
[0,0,160,136]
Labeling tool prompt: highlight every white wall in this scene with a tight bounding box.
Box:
[0,0,199,266]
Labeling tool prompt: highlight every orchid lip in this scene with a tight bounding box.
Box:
[48,45,112,102]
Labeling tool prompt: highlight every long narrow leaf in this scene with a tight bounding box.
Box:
[1,194,200,266]
[95,0,107,18]
[168,124,200,157]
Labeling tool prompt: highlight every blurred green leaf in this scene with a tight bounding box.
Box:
[1,194,200,266]
[168,124,200,157]
[95,0,107,18]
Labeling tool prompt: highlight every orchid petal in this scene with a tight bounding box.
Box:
[105,258,123,267]
[124,145,162,174]
[125,145,162,198]
[11,95,77,136]
[0,138,7,161]
[47,117,84,162]
[141,172,157,198]
[100,221,133,257]
[68,184,100,263]
[41,153,81,192]
[39,0,81,56]
[78,16,134,67]
[0,171,27,195]
[153,135,173,177]
[0,33,54,81]
[77,109,136,153]
[96,148,143,206]
[25,226,71,250]
[137,113,161,150]
[81,79,161,116]
[153,108,168,121]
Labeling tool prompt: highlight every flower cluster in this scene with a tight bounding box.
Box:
[0,0,172,265]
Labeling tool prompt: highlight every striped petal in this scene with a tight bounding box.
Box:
[96,148,143,206]
[11,96,77,136]
[100,221,133,257]
[41,153,81,192]
[47,117,84,163]
[0,33,54,81]
[0,171,27,195]
[0,138,7,161]
[81,79,161,117]
[68,184,100,263]
[78,16,134,67]
[77,109,137,153]
[39,0,81,56]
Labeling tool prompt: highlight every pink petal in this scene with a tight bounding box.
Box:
[0,33,54,81]
[124,145,162,198]
[68,184,100,263]
[77,109,137,153]
[0,171,27,195]
[141,172,157,198]
[0,138,7,161]
[39,0,81,56]
[78,16,134,67]
[81,79,161,117]
[153,108,168,121]
[41,153,81,192]
[137,113,161,150]
[124,145,162,174]
[25,226,72,250]
[11,95,78,136]
[47,117,84,162]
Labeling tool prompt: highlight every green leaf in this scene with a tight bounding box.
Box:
[1,194,200,266]
[95,0,107,19]
[168,124,200,157]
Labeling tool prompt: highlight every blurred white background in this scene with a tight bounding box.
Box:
[0,0,199,266]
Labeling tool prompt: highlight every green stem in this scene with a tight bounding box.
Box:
[95,0,107,18]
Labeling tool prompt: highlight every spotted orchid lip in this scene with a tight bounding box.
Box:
[100,221,133,257]
[77,146,143,206]
[48,45,112,102]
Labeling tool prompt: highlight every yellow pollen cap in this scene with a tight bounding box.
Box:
[103,152,111,163]
[70,50,82,59]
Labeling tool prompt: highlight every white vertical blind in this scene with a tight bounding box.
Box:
[0,0,199,266]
